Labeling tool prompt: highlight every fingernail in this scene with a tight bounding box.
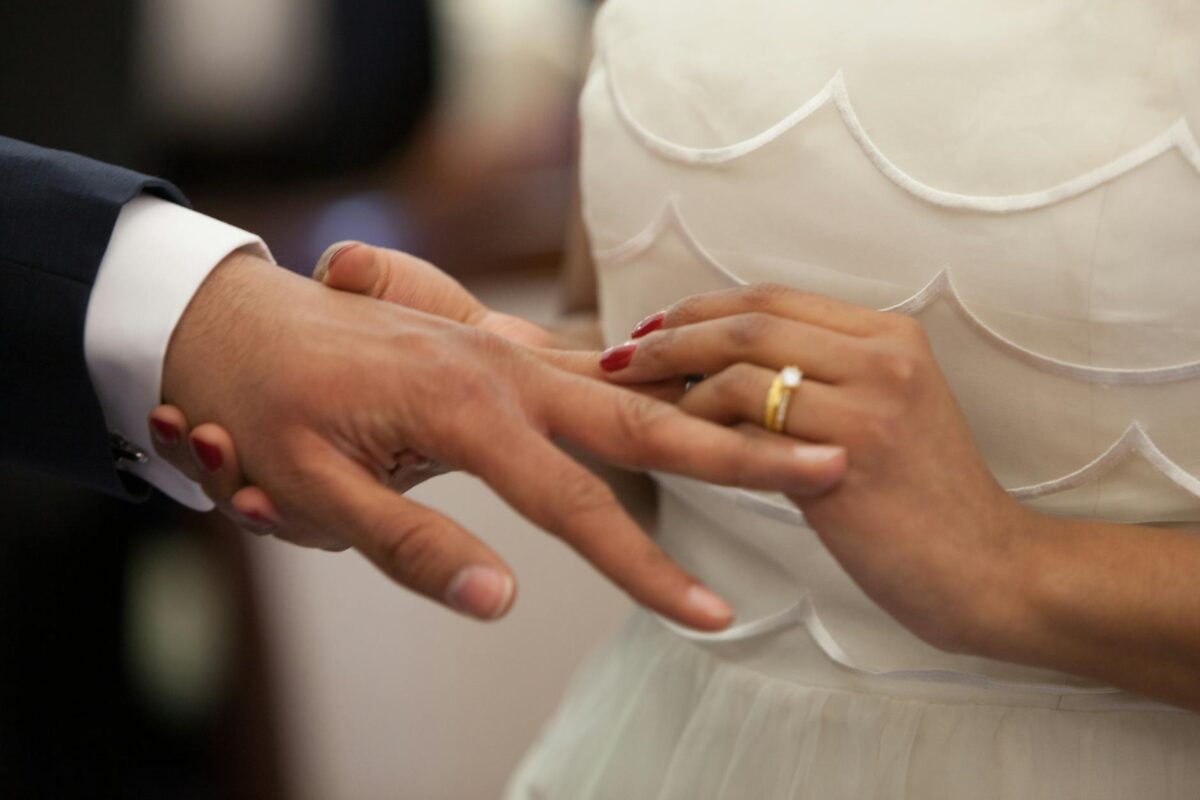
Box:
[191,438,223,472]
[313,240,361,282]
[150,418,179,445]
[630,311,666,339]
[445,566,515,620]
[794,444,845,464]
[238,510,276,534]
[687,585,734,624]
[600,342,638,372]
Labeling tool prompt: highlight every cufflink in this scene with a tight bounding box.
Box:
[110,432,148,469]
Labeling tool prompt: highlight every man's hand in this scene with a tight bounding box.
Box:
[313,240,555,347]
[150,242,628,530]
[158,253,846,627]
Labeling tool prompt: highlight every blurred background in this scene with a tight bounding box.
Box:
[0,1,635,797]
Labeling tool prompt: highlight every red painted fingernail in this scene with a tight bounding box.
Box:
[191,439,223,472]
[150,418,179,445]
[600,342,638,372]
[628,311,667,340]
[631,311,665,339]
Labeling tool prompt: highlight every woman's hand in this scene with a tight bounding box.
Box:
[599,284,1037,653]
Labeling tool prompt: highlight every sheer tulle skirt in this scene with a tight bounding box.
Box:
[506,612,1200,800]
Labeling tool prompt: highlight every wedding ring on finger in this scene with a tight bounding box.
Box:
[763,366,803,434]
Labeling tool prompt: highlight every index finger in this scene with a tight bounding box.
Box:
[532,346,685,402]
[539,370,846,496]
[270,438,518,621]
[459,422,736,631]
[658,283,884,337]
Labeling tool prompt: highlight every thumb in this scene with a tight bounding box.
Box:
[314,242,489,326]
[477,310,555,348]
[301,454,517,620]
[313,242,553,346]
[313,241,384,294]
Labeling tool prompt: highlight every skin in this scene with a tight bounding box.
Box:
[154,248,846,628]
[160,244,1200,712]
[154,243,687,520]
[601,284,1200,712]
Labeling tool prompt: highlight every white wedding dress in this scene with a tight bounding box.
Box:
[507,1,1200,797]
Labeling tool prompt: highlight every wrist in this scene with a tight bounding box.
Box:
[161,250,277,409]
[957,504,1068,662]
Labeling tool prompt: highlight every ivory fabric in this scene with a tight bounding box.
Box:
[507,1,1200,796]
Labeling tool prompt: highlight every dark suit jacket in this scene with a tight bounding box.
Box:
[0,136,184,497]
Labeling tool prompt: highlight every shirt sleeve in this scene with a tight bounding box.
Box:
[83,195,274,510]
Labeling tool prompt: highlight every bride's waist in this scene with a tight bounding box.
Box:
[651,474,1181,711]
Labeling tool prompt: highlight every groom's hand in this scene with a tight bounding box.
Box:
[161,253,846,628]
[313,241,555,348]
[151,242,673,528]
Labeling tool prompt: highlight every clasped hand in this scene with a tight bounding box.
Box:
[153,247,846,630]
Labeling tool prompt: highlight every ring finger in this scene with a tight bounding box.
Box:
[677,363,851,444]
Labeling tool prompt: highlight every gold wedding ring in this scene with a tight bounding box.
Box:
[763,366,803,433]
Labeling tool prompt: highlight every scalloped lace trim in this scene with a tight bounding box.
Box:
[594,197,1200,385]
[602,59,1200,213]
[656,594,1129,697]
[1007,422,1200,500]
[651,477,1188,705]
[654,418,1200,534]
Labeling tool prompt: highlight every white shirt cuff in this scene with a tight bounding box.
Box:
[84,195,273,510]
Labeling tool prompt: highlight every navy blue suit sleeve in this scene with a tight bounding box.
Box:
[0,136,188,497]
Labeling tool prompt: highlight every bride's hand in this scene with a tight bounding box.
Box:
[598,284,1035,652]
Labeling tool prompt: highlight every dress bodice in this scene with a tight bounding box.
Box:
[581,0,1200,691]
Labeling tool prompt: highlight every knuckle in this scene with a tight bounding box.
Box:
[666,296,702,326]
[461,329,521,379]
[371,249,402,297]
[457,369,500,409]
[742,282,791,311]
[881,312,928,344]
[866,345,922,392]
[725,361,761,384]
[711,365,757,409]
[428,370,520,448]
[727,313,774,349]
[614,393,669,441]
[638,325,678,364]
[267,435,322,488]
[552,476,620,535]
[724,437,767,486]
[377,513,445,587]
